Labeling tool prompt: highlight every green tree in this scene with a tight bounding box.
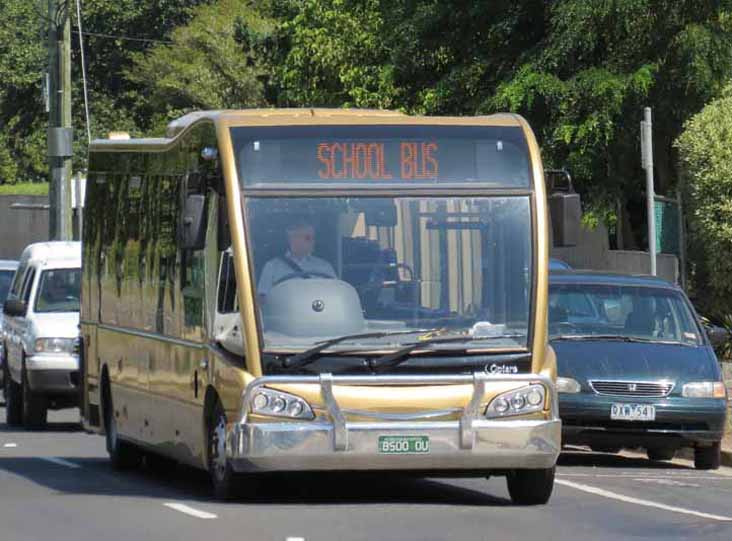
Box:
[676,87,732,314]
[126,0,273,131]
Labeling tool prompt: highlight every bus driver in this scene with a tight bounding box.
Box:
[257,220,336,299]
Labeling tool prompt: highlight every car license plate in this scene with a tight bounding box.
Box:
[610,403,656,421]
[378,435,430,454]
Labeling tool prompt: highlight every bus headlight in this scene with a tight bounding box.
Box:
[249,388,314,420]
[682,381,727,399]
[485,384,546,418]
[34,338,76,354]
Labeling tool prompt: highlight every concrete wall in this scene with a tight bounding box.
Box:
[0,195,49,260]
[552,223,679,284]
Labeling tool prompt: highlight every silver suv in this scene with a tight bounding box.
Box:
[2,242,81,429]
[0,259,19,387]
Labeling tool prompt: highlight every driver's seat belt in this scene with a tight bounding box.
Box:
[278,255,308,277]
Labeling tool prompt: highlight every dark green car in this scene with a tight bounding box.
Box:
[549,271,728,469]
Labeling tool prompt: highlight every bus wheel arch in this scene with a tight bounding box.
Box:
[202,385,220,468]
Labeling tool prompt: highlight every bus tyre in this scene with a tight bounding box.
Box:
[103,380,141,470]
[3,362,22,426]
[694,442,721,470]
[208,403,239,501]
[21,365,47,430]
[506,467,555,505]
[647,448,675,461]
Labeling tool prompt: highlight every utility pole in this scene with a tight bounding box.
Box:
[48,0,73,241]
[641,107,657,276]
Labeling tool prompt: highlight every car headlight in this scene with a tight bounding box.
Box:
[682,381,727,398]
[249,388,314,420]
[556,377,581,394]
[485,384,546,419]
[34,338,76,354]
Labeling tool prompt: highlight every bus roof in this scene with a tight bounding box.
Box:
[90,109,527,151]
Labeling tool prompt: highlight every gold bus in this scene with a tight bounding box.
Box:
[80,109,576,504]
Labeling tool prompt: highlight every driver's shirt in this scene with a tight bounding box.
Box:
[257,252,336,298]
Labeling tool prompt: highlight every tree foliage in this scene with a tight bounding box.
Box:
[676,87,732,314]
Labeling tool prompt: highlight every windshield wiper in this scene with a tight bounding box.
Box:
[368,333,526,373]
[551,334,686,345]
[281,328,445,370]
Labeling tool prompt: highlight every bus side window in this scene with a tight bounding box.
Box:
[217,252,238,313]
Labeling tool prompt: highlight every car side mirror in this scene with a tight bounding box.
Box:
[706,324,729,349]
[3,299,27,318]
[181,194,208,251]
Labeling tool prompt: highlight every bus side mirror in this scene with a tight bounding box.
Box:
[3,299,27,318]
[182,194,208,251]
[546,169,581,247]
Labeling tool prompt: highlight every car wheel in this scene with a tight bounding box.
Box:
[21,364,47,430]
[505,467,555,505]
[694,442,721,470]
[647,448,675,461]
[3,361,22,426]
[102,377,141,470]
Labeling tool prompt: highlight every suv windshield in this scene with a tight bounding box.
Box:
[34,269,81,313]
[246,196,532,351]
[549,283,701,345]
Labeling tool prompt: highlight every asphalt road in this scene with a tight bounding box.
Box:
[1,404,732,541]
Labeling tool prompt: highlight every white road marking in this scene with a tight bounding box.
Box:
[558,473,726,480]
[3,443,18,448]
[40,457,81,469]
[556,479,732,522]
[163,503,217,520]
[286,538,305,541]
[631,478,701,488]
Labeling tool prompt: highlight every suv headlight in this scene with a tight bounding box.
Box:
[249,388,314,420]
[682,381,727,398]
[34,338,76,354]
[485,384,546,419]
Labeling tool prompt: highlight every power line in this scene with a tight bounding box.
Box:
[71,29,173,45]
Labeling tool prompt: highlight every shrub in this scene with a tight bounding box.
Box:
[676,87,732,316]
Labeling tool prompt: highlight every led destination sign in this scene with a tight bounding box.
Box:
[232,125,530,187]
[316,141,438,180]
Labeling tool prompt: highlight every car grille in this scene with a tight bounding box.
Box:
[589,380,674,397]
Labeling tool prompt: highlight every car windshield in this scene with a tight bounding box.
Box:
[34,269,81,313]
[0,270,14,303]
[549,283,701,345]
[245,196,532,351]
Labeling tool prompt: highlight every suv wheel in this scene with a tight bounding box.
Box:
[694,442,721,470]
[3,361,22,426]
[21,364,47,429]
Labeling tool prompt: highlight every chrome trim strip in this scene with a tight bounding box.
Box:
[97,324,207,350]
[337,408,463,421]
[589,379,675,398]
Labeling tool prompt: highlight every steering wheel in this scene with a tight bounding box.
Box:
[272,271,335,288]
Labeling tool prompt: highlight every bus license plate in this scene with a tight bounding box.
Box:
[610,403,656,421]
[378,435,430,454]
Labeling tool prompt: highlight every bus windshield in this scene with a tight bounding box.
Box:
[245,196,532,351]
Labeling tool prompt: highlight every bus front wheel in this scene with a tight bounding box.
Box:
[505,467,555,505]
[208,402,239,500]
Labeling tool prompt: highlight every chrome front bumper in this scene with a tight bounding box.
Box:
[227,373,561,473]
